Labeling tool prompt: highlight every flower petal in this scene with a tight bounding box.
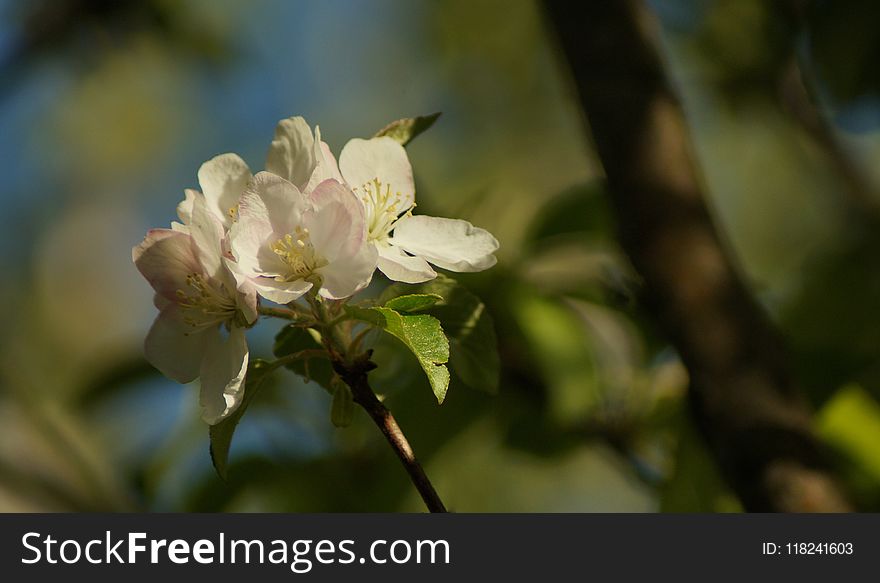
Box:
[305,179,365,262]
[376,243,436,283]
[339,136,415,209]
[176,188,201,225]
[144,305,209,383]
[188,194,227,281]
[133,229,202,302]
[265,116,318,191]
[304,127,344,192]
[318,242,377,299]
[237,171,309,239]
[390,215,499,272]
[225,257,259,325]
[232,172,310,283]
[199,325,249,424]
[250,276,313,305]
[197,153,252,227]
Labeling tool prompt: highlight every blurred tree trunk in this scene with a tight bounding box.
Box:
[543,0,851,512]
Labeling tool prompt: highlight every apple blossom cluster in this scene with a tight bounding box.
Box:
[133,116,499,425]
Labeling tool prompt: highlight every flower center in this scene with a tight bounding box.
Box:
[271,226,327,281]
[176,273,238,330]
[356,178,414,242]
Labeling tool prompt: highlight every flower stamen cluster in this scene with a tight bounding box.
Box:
[270,227,328,281]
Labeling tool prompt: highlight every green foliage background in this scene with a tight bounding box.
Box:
[0,0,878,511]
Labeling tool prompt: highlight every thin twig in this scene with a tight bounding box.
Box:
[333,356,447,513]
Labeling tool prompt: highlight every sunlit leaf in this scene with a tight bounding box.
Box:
[346,305,450,403]
[384,293,443,313]
[374,112,441,146]
[817,384,880,483]
[381,276,499,394]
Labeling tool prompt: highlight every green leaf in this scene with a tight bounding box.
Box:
[209,359,276,480]
[346,305,450,403]
[383,293,443,313]
[373,113,441,146]
[330,382,354,428]
[273,325,334,392]
[512,292,599,424]
[817,384,880,483]
[380,275,499,394]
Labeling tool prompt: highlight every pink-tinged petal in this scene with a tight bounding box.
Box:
[144,305,209,383]
[318,241,378,299]
[197,153,252,227]
[237,171,309,239]
[249,276,313,305]
[232,172,310,280]
[188,195,227,281]
[305,179,365,262]
[153,292,173,311]
[265,116,318,191]
[304,127,344,192]
[224,257,259,324]
[133,229,202,302]
[390,215,499,272]
[376,243,436,283]
[339,136,415,209]
[176,188,201,225]
[228,207,272,277]
[199,325,249,424]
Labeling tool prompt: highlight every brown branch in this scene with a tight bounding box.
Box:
[333,356,447,513]
[543,0,852,511]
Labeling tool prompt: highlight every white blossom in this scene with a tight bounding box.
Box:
[338,136,499,283]
[133,196,257,424]
[228,171,377,304]
[176,152,253,229]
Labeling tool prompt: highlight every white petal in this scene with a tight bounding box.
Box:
[318,242,378,299]
[188,195,226,280]
[237,171,309,239]
[176,188,201,225]
[265,116,318,191]
[133,229,202,302]
[304,127,344,192]
[199,325,249,424]
[228,207,272,277]
[306,179,365,262]
[339,137,415,209]
[376,243,436,283]
[224,258,259,325]
[250,276,313,305]
[197,153,252,227]
[231,172,310,282]
[144,305,209,383]
[390,215,499,272]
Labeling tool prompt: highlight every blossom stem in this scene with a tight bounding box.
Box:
[258,305,302,320]
[257,306,315,326]
[333,356,447,513]
[309,295,446,512]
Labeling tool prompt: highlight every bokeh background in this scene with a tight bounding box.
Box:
[1,0,879,511]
